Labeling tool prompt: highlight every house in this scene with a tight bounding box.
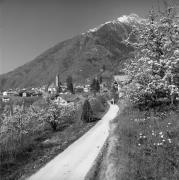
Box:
[84,84,90,93]
[75,85,84,93]
[84,87,89,93]
[114,75,129,85]
[61,85,67,93]
[22,92,27,97]
[3,91,8,96]
[60,94,80,103]
[101,86,109,93]
[54,96,68,106]
[3,90,18,97]
[2,97,10,102]
[48,82,57,94]
[19,90,31,97]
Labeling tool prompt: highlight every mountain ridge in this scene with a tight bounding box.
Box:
[0,14,141,90]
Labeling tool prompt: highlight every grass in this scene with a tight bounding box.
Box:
[84,140,108,180]
[0,120,97,180]
[96,101,179,180]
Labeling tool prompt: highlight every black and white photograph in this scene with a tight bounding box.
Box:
[0,0,179,179]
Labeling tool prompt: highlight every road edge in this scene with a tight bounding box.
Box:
[85,104,119,180]
[84,138,108,180]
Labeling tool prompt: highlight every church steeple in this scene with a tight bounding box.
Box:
[55,74,60,87]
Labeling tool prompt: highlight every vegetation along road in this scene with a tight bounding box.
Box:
[28,103,119,180]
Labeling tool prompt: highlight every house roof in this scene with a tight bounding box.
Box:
[114,75,129,82]
[48,82,57,88]
[60,94,80,102]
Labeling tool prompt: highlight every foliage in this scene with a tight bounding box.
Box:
[0,98,79,160]
[90,78,100,95]
[89,96,106,114]
[102,64,106,72]
[0,99,5,115]
[66,75,74,94]
[41,103,61,131]
[111,82,119,103]
[99,76,103,84]
[41,101,77,131]
[0,93,108,179]
[81,99,93,122]
[0,105,45,158]
[125,7,179,106]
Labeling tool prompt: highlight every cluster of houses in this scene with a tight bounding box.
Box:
[0,72,129,103]
[0,74,91,103]
[0,84,91,103]
[0,88,43,102]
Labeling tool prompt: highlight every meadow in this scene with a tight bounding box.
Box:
[95,100,179,180]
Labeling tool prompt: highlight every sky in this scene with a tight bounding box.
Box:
[0,0,179,74]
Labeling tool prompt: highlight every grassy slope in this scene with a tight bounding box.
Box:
[95,101,179,180]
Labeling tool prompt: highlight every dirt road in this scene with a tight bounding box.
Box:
[28,104,119,180]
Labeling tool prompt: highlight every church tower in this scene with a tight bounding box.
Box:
[55,74,60,88]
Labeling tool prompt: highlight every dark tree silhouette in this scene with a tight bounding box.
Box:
[90,78,100,96]
[96,79,100,92]
[102,64,106,72]
[66,76,74,94]
[81,99,93,122]
[99,76,103,84]
[111,83,119,104]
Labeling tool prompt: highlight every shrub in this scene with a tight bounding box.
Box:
[66,75,74,94]
[0,98,80,160]
[90,78,100,96]
[0,105,45,159]
[41,103,61,131]
[89,96,106,114]
[0,98,5,115]
[32,97,49,109]
[41,101,79,131]
[97,94,107,107]
[81,99,93,122]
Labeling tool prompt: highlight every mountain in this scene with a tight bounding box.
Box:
[0,14,143,90]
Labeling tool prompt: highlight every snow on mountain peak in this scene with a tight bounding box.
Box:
[83,14,144,34]
[117,14,144,24]
[117,15,130,23]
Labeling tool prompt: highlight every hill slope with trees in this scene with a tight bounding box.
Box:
[0,15,139,90]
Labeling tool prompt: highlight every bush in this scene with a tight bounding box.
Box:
[81,99,93,122]
[0,98,5,115]
[96,94,108,107]
[89,96,106,114]
[32,98,49,109]
[0,99,80,161]
[0,105,45,159]
[41,102,78,131]
[42,103,61,131]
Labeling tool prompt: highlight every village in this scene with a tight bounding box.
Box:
[0,69,128,105]
[1,1,179,179]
